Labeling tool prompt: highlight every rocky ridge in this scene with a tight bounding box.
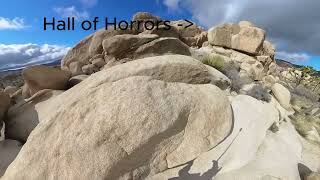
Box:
[0,12,320,180]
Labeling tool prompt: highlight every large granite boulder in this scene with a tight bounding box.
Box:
[208,22,266,55]
[271,83,291,110]
[75,55,229,89]
[2,75,232,180]
[21,65,71,98]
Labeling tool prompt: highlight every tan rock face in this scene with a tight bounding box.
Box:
[88,29,134,57]
[171,20,207,47]
[21,65,71,98]
[271,83,291,110]
[149,95,280,180]
[2,76,232,180]
[95,55,226,86]
[69,62,84,76]
[5,90,64,142]
[61,34,93,70]
[231,26,266,55]
[134,37,191,59]
[259,40,276,58]
[102,34,159,58]
[208,22,266,55]
[142,25,180,39]
[132,12,161,32]
[0,140,22,177]
[208,26,232,48]
[62,28,134,72]
[82,64,98,75]
[240,61,264,80]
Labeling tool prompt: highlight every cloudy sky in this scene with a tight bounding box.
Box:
[0,0,319,70]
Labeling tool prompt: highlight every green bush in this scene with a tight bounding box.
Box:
[202,55,225,71]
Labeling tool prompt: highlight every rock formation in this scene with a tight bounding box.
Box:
[0,12,319,180]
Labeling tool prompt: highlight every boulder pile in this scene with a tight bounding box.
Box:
[0,12,319,180]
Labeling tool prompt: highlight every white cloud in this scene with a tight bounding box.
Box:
[53,6,89,20]
[163,0,181,10]
[0,44,70,71]
[0,17,28,30]
[276,51,310,62]
[80,0,98,8]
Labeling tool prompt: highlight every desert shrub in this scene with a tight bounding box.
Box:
[246,84,271,102]
[221,61,240,75]
[290,115,319,139]
[293,85,319,101]
[202,55,224,71]
[224,69,252,93]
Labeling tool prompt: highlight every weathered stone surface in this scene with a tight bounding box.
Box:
[4,86,18,97]
[208,22,266,55]
[0,140,22,177]
[142,25,179,38]
[134,37,191,59]
[182,31,208,47]
[208,25,232,48]
[2,76,232,180]
[149,95,280,180]
[132,12,161,32]
[22,65,71,97]
[231,26,265,55]
[259,40,276,58]
[88,29,133,57]
[82,64,98,75]
[100,55,226,86]
[68,75,89,88]
[91,58,106,68]
[214,122,302,180]
[102,34,159,58]
[263,75,277,86]
[62,28,134,71]
[257,55,273,65]
[204,65,231,90]
[238,21,254,27]
[171,20,204,38]
[69,62,84,76]
[61,34,93,70]
[271,83,291,110]
[5,90,64,142]
[268,62,277,75]
[240,61,264,80]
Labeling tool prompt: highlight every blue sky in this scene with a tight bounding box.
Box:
[0,0,319,71]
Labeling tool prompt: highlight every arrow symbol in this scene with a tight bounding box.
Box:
[184,19,194,29]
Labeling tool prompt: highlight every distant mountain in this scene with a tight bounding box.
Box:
[276,59,320,77]
[0,59,61,77]
[275,59,304,69]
